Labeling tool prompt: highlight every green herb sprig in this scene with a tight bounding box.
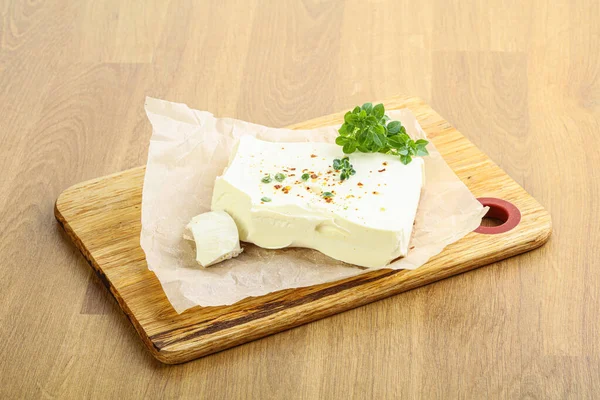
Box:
[336,103,429,165]
[333,157,356,181]
[261,174,272,183]
[274,173,286,182]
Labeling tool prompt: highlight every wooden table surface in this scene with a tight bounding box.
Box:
[1,0,598,398]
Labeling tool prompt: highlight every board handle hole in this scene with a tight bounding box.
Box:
[475,198,521,234]
[480,216,505,227]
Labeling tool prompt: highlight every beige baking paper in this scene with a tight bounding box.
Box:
[141,97,488,313]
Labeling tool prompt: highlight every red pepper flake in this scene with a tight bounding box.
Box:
[283,169,288,172]
[327,171,332,174]
[289,174,295,177]
[290,167,296,171]
[383,162,388,166]
[310,174,318,179]
[325,198,333,203]
[372,191,379,195]
[370,170,373,173]
[305,187,311,191]
[294,180,301,184]
[274,184,282,189]
[410,246,415,250]
[357,182,364,187]
[302,169,308,172]
[282,186,291,194]
[378,168,386,172]
[332,190,336,194]
[310,154,317,158]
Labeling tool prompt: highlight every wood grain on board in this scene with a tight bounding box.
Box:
[55,95,551,363]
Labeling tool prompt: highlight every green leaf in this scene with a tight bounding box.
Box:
[261,197,272,202]
[416,139,429,146]
[275,173,286,182]
[333,159,342,170]
[359,109,367,118]
[361,103,373,114]
[400,155,412,165]
[322,191,334,198]
[387,121,401,134]
[398,148,409,156]
[387,134,407,148]
[356,130,369,147]
[261,174,272,183]
[348,113,359,125]
[338,123,348,136]
[372,131,386,149]
[373,103,385,119]
[343,141,357,154]
[373,124,385,136]
[335,136,348,146]
[400,126,407,134]
[344,111,353,124]
[416,147,429,156]
[352,106,361,114]
[340,171,347,180]
[301,173,310,181]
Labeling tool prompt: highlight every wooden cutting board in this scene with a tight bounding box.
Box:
[55,95,551,364]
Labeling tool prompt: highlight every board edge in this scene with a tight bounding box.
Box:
[54,198,170,364]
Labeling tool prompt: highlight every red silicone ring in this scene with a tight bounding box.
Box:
[475,197,521,234]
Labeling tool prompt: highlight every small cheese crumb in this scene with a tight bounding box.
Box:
[183,211,243,268]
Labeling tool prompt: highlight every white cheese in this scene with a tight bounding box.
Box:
[211,136,424,268]
[184,211,243,267]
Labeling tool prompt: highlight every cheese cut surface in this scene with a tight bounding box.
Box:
[211,136,424,268]
[183,211,243,267]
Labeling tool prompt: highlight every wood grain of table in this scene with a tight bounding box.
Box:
[1,0,598,398]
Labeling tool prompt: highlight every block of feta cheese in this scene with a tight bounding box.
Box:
[183,211,243,267]
[211,136,424,268]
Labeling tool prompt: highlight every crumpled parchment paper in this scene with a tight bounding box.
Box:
[141,97,487,313]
